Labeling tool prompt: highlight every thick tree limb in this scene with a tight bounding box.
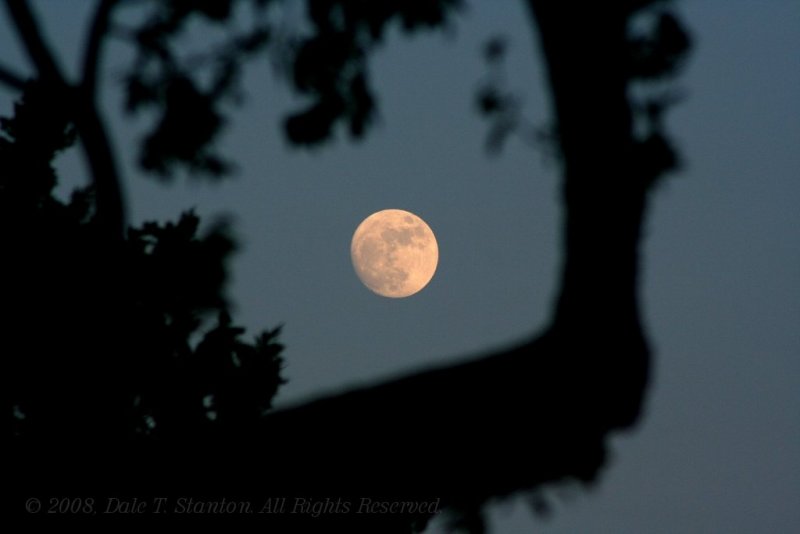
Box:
[7,2,684,529]
[14,323,645,527]
[528,0,651,429]
[17,0,649,500]
[219,0,653,508]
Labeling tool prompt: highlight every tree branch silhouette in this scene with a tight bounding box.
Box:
[3,0,126,239]
[0,62,25,90]
[4,0,690,530]
[233,2,684,520]
[82,0,118,100]
[5,0,65,84]
[249,0,688,491]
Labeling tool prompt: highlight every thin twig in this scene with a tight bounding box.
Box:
[4,0,66,84]
[82,0,119,99]
[0,62,27,90]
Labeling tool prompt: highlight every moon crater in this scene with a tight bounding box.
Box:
[351,209,438,298]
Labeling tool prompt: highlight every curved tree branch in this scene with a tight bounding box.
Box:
[4,0,64,84]
[226,0,660,512]
[4,0,126,240]
[73,92,128,240]
[527,0,651,429]
[0,62,26,91]
[7,1,689,528]
[75,0,127,240]
[82,0,118,100]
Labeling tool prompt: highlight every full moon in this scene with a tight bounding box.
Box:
[351,209,439,298]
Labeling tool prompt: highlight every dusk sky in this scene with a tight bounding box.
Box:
[2,1,797,532]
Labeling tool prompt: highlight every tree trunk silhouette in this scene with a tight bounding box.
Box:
[4,0,689,528]
[238,0,652,502]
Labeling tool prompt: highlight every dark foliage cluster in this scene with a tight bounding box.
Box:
[121,0,462,179]
[1,0,693,530]
[475,0,690,185]
[123,0,272,178]
[2,83,285,445]
[627,5,692,185]
[283,0,462,145]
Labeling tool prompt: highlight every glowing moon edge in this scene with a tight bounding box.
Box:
[350,209,439,298]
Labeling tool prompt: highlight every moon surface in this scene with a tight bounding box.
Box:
[351,209,439,298]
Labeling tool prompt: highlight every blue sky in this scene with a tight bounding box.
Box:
[1,1,798,532]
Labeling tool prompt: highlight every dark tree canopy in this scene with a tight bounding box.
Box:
[2,83,285,443]
[2,0,690,531]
